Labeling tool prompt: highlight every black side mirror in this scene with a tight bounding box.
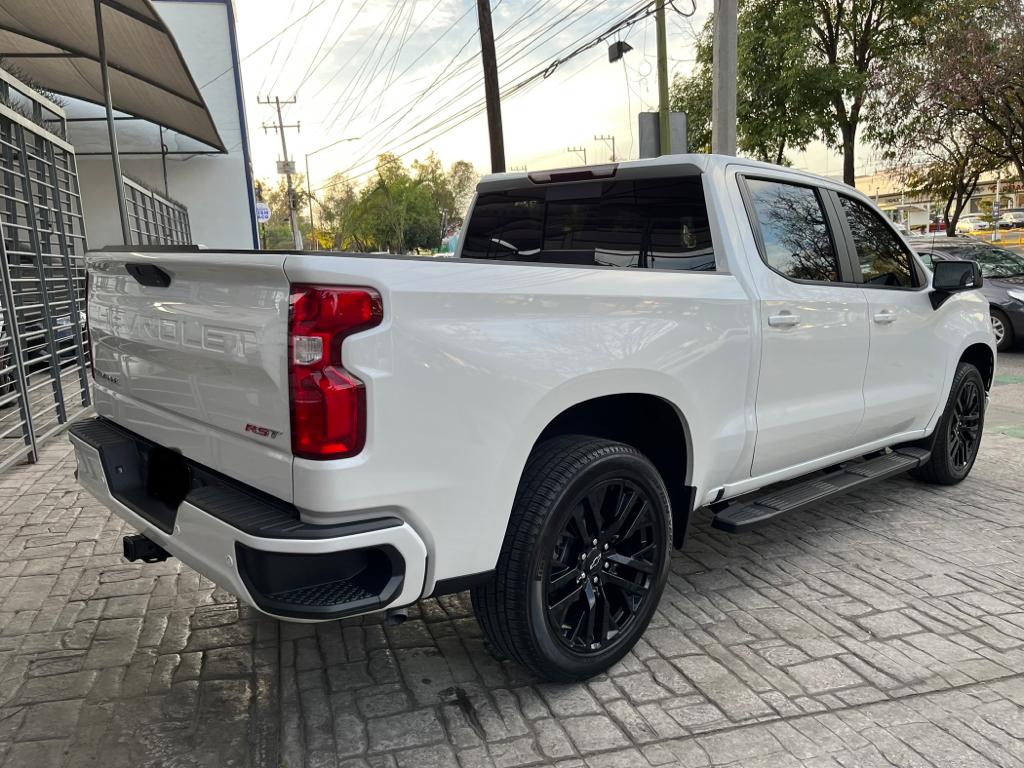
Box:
[930,259,983,309]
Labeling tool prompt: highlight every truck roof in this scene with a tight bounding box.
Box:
[477,153,849,195]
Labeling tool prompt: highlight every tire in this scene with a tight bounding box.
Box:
[911,362,985,485]
[472,435,672,682]
[990,308,1015,353]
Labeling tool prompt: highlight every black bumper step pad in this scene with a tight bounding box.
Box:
[235,543,405,620]
[71,417,401,541]
[268,579,376,608]
[185,485,400,540]
[712,447,930,533]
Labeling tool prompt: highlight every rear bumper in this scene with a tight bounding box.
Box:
[68,418,428,621]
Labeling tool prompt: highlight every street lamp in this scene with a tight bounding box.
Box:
[304,136,361,250]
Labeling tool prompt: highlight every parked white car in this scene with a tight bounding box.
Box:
[72,155,995,681]
[956,215,988,233]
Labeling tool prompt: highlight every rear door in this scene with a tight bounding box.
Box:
[741,176,870,477]
[87,250,293,500]
[832,194,946,443]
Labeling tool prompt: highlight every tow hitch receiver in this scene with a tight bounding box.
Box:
[123,534,172,564]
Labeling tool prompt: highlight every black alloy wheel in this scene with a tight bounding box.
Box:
[545,478,660,655]
[947,378,981,472]
[912,361,986,485]
[472,436,672,681]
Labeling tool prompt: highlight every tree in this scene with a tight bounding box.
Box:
[412,152,479,230]
[900,118,996,235]
[808,0,926,186]
[256,175,311,250]
[670,0,826,165]
[297,153,477,253]
[672,0,923,184]
[448,160,478,227]
[353,154,443,253]
[670,50,711,154]
[870,0,1005,233]
[919,0,1024,184]
[317,174,362,250]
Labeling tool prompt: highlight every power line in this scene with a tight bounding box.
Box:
[201,0,329,89]
[335,0,616,174]
[267,0,317,96]
[292,0,350,92]
[349,0,412,125]
[258,0,299,96]
[322,1,658,188]
[380,0,419,99]
[318,1,486,151]
[318,0,410,132]
[329,7,633,179]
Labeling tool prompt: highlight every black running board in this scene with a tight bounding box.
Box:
[712,447,930,533]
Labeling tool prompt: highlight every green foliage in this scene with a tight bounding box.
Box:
[807,0,927,184]
[285,152,479,253]
[669,34,711,154]
[670,0,828,165]
[913,0,1024,183]
[671,0,924,183]
[256,174,312,250]
[869,0,1009,233]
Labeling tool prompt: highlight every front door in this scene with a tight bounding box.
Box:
[742,176,870,477]
[834,195,946,443]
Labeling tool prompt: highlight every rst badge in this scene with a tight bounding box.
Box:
[245,423,282,440]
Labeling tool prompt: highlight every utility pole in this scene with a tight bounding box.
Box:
[595,134,616,162]
[567,146,587,165]
[992,172,1002,242]
[259,96,303,250]
[476,0,506,173]
[711,0,738,155]
[304,136,361,251]
[655,1,671,155]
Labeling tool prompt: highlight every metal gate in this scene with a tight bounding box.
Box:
[0,81,90,471]
[124,175,192,246]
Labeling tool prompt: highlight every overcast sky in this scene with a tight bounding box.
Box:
[232,0,872,190]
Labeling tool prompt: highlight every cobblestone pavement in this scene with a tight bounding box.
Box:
[0,358,1022,767]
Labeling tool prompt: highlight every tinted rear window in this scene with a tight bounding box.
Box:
[461,177,715,271]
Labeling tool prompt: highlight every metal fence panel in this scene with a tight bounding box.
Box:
[124,176,192,246]
[0,96,90,471]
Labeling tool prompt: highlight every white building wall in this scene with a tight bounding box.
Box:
[72,0,258,250]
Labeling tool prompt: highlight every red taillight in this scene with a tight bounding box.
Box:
[288,285,382,460]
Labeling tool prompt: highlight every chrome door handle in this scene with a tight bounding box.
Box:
[873,310,897,324]
[768,312,800,328]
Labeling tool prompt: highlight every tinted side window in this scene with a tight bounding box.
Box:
[839,196,916,287]
[746,179,840,282]
[461,177,715,271]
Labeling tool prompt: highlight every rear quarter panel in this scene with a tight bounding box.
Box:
[284,254,756,589]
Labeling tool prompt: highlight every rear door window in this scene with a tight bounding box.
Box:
[745,179,842,282]
[461,177,715,271]
[839,196,917,288]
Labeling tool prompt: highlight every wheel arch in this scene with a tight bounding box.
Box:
[960,342,995,391]
[531,393,695,548]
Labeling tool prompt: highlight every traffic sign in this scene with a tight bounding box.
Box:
[255,201,271,223]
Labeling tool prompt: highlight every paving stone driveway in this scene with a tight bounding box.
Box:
[0,410,1023,766]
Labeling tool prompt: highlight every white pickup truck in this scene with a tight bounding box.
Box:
[71,154,994,681]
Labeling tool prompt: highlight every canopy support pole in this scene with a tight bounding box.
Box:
[94,0,131,245]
